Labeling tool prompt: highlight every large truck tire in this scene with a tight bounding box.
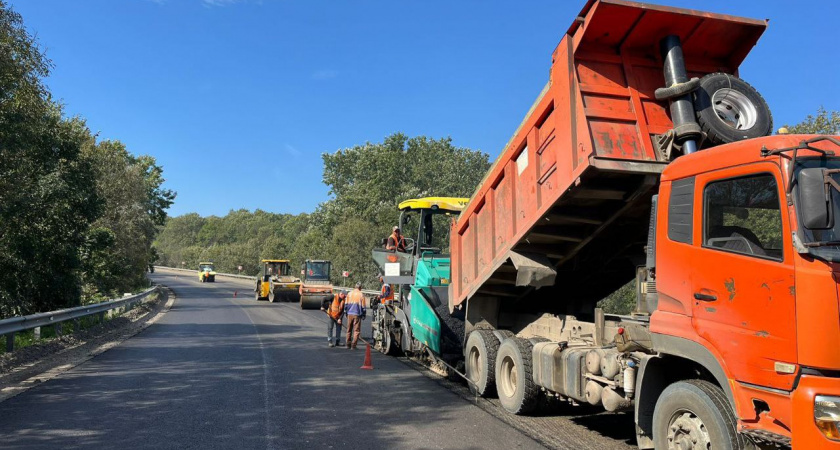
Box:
[495,337,540,415]
[653,379,748,450]
[693,72,772,146]
[465,330,502,397]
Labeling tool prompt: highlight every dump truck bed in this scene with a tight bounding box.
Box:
[449,0,766,314]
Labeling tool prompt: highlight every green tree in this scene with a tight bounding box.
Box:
[0,5,102,317]
[320,133,490,229]
[81,138,174,299]
[785,107,840,135]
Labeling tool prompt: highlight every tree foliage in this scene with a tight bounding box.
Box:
[785,107,840,135]
[0,2,174,317]
[155,133,490,288]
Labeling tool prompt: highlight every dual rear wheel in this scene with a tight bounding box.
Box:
[463,331,746,448]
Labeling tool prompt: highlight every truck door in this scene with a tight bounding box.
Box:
[691,163,797,391]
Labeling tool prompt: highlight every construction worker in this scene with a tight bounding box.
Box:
[386,226,407,252]
[321,291,346,348]
[378,276,394,306]
[344,282,367,349]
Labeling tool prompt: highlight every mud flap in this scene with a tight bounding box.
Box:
[508,251,556,288]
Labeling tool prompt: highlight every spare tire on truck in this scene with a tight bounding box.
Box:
[693,72,773,146]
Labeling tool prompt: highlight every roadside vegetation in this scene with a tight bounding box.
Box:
[0,2,175,319]
[154,134,491,288]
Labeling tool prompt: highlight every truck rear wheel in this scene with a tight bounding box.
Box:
[465,330,502,397]
[653,379,747,450]
[495,337,540,415]
[693,72,772,145]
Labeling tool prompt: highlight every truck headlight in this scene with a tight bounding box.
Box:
[816,395,840,441]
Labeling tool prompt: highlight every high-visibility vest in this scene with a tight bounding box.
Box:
[328,294,345,320]
[387,233,406,251]
[380,283,394,304]
[346,290,366,307]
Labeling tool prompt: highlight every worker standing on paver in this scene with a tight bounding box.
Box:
[386,226,407,252]
[378,276,393,306]
[344,282,367,349]
[321,291,346,347]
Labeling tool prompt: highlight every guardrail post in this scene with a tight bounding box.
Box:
[5,333,13,352]
[74,319,80,333]
[98,311,105,324]
[34,326,40,340]
[54,322,62,337]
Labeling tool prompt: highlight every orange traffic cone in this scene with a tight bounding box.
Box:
[360,343,374,370]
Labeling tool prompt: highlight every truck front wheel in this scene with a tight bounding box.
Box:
[495,337,539,415]
[653,379,747,450]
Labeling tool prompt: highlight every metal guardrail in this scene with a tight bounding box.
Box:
[0,286,161,353]
[153,266,385,297]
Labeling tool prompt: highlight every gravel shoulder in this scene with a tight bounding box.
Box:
[0,287,175,403]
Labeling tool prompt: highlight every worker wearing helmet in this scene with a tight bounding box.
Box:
[386,226,407,252]
[321,291,347,348]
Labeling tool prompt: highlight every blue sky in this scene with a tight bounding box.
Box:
[11,0,840,217]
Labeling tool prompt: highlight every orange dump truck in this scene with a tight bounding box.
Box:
[448,1,840,448]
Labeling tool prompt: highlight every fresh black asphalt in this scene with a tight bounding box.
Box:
[0,270,546,450]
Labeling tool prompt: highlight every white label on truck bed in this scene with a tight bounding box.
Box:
[384,263,400,277]
[516,146,529,175]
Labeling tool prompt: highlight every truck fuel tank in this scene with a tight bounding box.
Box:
[532,342,589,404]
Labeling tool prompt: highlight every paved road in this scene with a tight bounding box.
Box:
[0,270,548,450]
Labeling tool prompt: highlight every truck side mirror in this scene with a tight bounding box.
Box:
[799,168,834,229]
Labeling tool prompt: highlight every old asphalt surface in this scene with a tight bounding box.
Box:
[0,268,636,450]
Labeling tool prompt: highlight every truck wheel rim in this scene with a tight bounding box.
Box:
[712,88,757,130]
[666,410,711,450]
[467,347,482,383]
[499,356,517,398]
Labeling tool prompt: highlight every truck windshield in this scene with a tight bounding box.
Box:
[795,158,840,261]
[305,262,330,280]
[200,264,214,272]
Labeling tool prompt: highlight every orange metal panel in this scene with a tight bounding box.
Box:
[689,162,797,392]
[450,0,768,308]
[792,375,840,449]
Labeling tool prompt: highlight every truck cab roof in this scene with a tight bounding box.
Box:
[662,135,840,182]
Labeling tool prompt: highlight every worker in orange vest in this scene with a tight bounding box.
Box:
[344,282,367,349]
[378,276,394,306]
[321,291,346,347]
[386,226,407,252]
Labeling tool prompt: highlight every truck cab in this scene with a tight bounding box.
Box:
[648,135,840,448]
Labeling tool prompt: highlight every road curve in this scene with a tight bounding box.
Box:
[0,270,547,450]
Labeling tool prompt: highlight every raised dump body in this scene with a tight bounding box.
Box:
[449,0,766,318]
